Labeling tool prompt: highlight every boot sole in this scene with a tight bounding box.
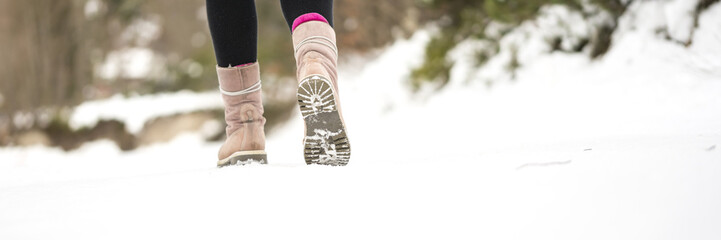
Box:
[297,75,351,166]
[217,150,267,167]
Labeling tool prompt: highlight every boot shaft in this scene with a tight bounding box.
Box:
[216,63,265,137]
[292,21,339,91]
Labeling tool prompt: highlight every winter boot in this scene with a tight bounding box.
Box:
[293,20,351,166]
[216,63,267,167]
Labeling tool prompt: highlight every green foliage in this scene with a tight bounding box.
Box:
[410,0,629,90]
[590,0,628,17]
[506,45,520,79]
[410,36,455,89]
[410,0,485,89]
[698,0,721,10]
[104,0,145,23]
[485,0,581,23]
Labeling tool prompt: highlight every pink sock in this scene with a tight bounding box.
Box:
[234,62,255,68]
[291,13,329,32]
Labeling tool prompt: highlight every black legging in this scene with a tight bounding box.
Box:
[206,0,334,67]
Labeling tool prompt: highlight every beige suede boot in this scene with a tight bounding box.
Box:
[293,21,351,166]
[216,63,267,167]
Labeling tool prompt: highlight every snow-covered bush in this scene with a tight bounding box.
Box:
[412,0,721,89]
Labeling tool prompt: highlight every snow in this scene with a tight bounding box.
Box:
[96,47,163,80]
[3,2,721,239]
[95,17,164,79]
[664,0,699,43]
[83,0,102,18]
[69,91,222,134]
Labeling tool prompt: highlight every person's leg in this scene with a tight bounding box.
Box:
[279,0,334,31]
[280,0,351,166]
[206,0,267,167]
[206,0,258,67]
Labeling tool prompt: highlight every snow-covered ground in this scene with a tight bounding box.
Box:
[2,2,721,239]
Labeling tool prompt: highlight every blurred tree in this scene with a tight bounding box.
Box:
[0,0,89,114]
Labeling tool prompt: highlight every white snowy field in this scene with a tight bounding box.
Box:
[2,2,721,239]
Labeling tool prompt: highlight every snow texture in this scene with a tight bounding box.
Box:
[69,90,222,134]
[664,0,699,43]
[2,2,721,239]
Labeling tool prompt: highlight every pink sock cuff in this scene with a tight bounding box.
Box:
[233,62,255,68]
[291,13,329,32]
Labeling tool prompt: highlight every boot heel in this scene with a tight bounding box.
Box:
[297,75,351,166]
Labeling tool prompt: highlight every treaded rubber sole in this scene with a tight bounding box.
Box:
[297,75,351,166]
[217,150,267,167]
